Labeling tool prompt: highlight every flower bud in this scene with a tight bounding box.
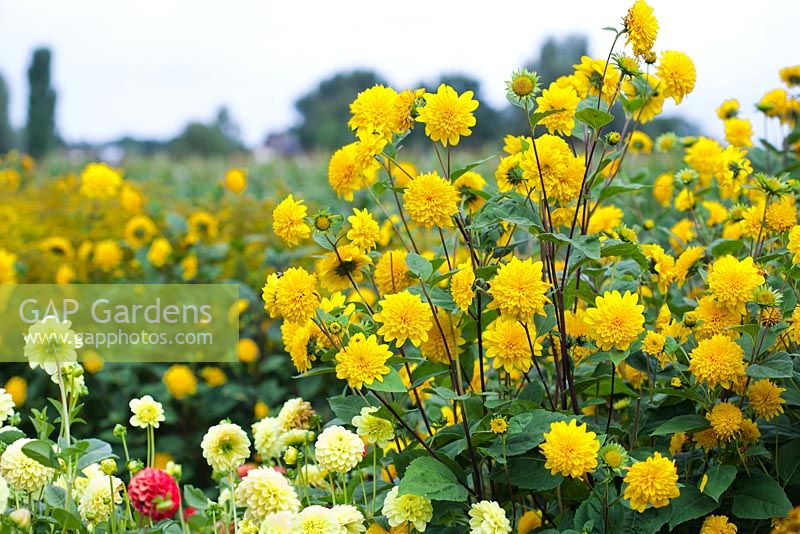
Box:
[127,459,144,475]
[166,461,183,481]
[9,509,31,529]
[113,424,127,438]
[100,458,117,475]
[283,446,299,466]
[605,131,621,146]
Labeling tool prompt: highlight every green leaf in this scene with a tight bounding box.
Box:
[76,438,115,470]
[366,367,407,394]
[601,242,649,271]
[398,457,468,502]
[183,485,210,510]
[668,486,718,529]
[50,507,82,530]
[701,464,737,502]
[540,232,600,261]
[328,395,371,423]
[731,476,792,519]
[746,352,793,379]
[0,428,25,445]
[494,457,563,490]
[598,183,650,201]
[529,109,565,126]
[450,155,496,181]
[22,439,61,469]
[575,108,615,130]
[710,238,745,257]
[651,415,709,436]
[405,252,433,281]
[778,438,800,485]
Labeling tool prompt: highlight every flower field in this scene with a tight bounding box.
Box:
[1,1,800,533]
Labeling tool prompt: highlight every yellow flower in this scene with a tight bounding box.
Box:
[129,395,165,428]
[163,364,197,399]
[573,56,620,103]
[780,65,800,87]
[707,402,744,441]
[254,401,269,420]
[403,171,460,228]
[186,210,219,244]
[641,330,665,358]
[328,142,378,201]
[181,254,198,281]
[389,160,417,188]
[790,226,800,263]
[488,257,551,322]
[724,118,753,148]
[741,418,760,443]
[692,296,741,340]
[318,244,372,292]
[766,195,797,233]
[416,83,479,147]
[517,510,543,534]
[669,432,687,456]
[275,267,320,323]
[758,88,790,119]
[201,422,250,473]
[381,486,433,532]
[623,452,680,512]
[535,82,580,135]
[540,419,600,478]
[234,467,300,523]
[348,85,401,140]
[79,162,122,199]
[0,168,21,191]
[82,351,104,374]
[124,215,157,249]
[120,184,143,213]
[707,255,764,312]
[346,208,380,251]
[272,195,311,248]
[689,334,745,388]
[652,173,674,207]
[495,153,527,194]
[702,201,729,226]
[748,379,786,421]
[419,311,464,364]
[520,134,584,203]
[584,290,644,352]
[374,249,414,295]
[374,290,432,348]
[484,318,538,374]
[39,237,74,258]
[200,367,227,387]
[92,240,123,273]
[700,515,738,534]
[450,262,475,312]
[0,438,55,493]
[674,188,695,212]
[716,99,739,120]
[623,74,665,124]
[0,248,18,284]
[146,238,172,268]
[237,338,260,363]
[628,131,653,154]
[223,167,247,193]
[490,417,508,435]
[315,425,364,474]
[625,0,658,56]
[685,137,724,184]
[673,246,705,286]
[4,377,26,407]
[352,406,394,448]
[468,500,511,534]
[656,50,696,103]
[335,333,392,389]
[453,170,487,211]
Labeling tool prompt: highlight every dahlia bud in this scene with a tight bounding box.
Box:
[166,461,183,481]
[606,131,621,146]
[283,446,299,466]
[113,424,127,438]
[100,458,117,475]
[127,459,144,475]
[644,51,657,64]
[9,509,31,529]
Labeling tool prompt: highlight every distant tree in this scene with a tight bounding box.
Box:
[0,73,13,153]
[526,35,589,86]
[169,106,244,157]
[293,70,387,150]
[25,48,57,158]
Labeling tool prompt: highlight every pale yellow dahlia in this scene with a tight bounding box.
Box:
[234,467,300,523]
[0,438,55,493]
[201,422,251,472]
[314,425,364,474]
[381,486,433,532]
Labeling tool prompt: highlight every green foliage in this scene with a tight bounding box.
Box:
[25,48,57,157]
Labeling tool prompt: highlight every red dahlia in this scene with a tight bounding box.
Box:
[128,467,181,520]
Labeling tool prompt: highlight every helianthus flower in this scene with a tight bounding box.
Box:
[272,195,311,248]
[318,244,372,292]
[599,443,629,471]
[572,56,621,104]
[669,432,688,456]
[348,85,401,139]
[628,131,653,154]
[352,406,394,448]
[468,500,511,534]
[335,333,392,389]
[700,515,737,534]
[274,267,320,323]
[625,0,658,56]
[403,171,460,228]
[724,118,753,148]
[488,257,550,321]
[652,173,674,207]
[186,210,219,244]
[656,50,696,103]
[419,311,464,364]
[129,395,165,429]
[641,330,665,358]
[766,195,797,233]
[484,318,539,374]
[453,170,487,211]
[374,249,414,295]
[540,419,600,478]
[346,208,380,251]
[789,226,800,264]
[622,452,680,512]
[717,99,739,119]
[374,290,433,347]
[692,296,741,340]
[622,74,665,124]
[535,82,580,135]
[707,402,744,441]
[495,153,527,194]
[688,334,745,388]
[517,511,543,534]
[79,162,122,199]
[328,142,378,201]
[315,425,364,474]
[707,255,764,312]
[520,134,584,203]
[584,290,645,352]
[416,83,479,147]
[92,240,123,273]
[382,486,433,532]
[451,262,475,311]
[235,467,300,523]
[146,238,172,268]
[748,379,786,421]
[0,249,17,284]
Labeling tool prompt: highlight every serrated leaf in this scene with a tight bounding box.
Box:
[651,414,709,436]
[601,242,649,271]
[450,155,496,181]
[575,108,615,130]
[405,252,433,281]
[746,352,793,379]
[398,457,468,501]
[701,464,737,501]
[366,367,407,393]
[22,439,60,469]
[668,486,718,529]
[731,476,792,519]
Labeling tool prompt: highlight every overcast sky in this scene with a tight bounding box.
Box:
[1,0,797,146]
